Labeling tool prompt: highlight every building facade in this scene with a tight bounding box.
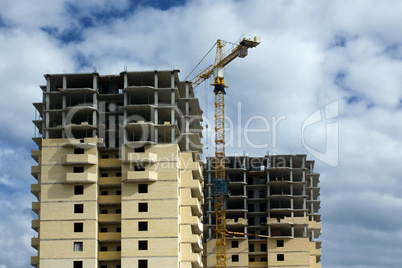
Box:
[203,155,321,268]
[31,71,204,268]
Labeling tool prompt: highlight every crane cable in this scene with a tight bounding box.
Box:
[184,42,217,82]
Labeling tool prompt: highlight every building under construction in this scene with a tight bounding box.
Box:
[31,70,204,268]
[203,155,322,268]
[30,69,321,268]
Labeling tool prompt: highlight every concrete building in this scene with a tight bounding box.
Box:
[31,71,204,268]
[203,155,321,268]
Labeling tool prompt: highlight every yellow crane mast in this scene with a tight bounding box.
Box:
[190,35,260,268]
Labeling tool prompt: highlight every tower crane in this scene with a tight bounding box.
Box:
[188,35,260,268]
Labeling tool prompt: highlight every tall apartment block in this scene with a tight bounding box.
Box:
[31,70,204,268]
[203,155,321,268]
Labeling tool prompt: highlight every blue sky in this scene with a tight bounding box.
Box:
[1,0,402,267]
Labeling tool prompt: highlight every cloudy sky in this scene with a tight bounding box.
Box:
[1,0,402,267]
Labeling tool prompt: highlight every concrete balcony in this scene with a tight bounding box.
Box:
[181,161,203,181]
[32,220,40,232]
[98,214,121,223]
[31,166,40,179]
[98,232,121,242]
[64,173,97,183]
[62,154,97,165]
[310,241,322,256]
[124,152,157,164]
[31,256,39,266]
[31,184,40,199]
[99,158,121,168]
[32,202,40,214]
[99,176,121,185]
[249,262,268,267]
[98,195,121,205]
[31,150,41,162]
[309,221,322,229]
[181,250,202,268]
[98,251,121,261]
[181,178,203,199]
[182,231,203,253]
[181,197,202,216]
[187,217,203,235]
[124,170,157,182]
[31,237,39,249]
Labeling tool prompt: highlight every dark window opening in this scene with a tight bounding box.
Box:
[74,223,83,232]
[116,246,121,251]
[74,148,84,154]
[101,191,108,195]
[102,155,109,159]
[101,173,108,177]
[138,184,148,193]
[261,257,267,262]
[135,165,145,171]
[138,260,147,268]
[73,261,83,268]
[138,203,148,212]
[138,240,148,250]
[277,240,284,247]
[116,190,121,195]
[248,190,254,198]
[73,167,84,173]
[74,185,84,195]
[116,172,121,177]
[138,221,148,231]
[116,227,121,232]
[135,147,145,153]
[116,209,121,214]
[277,254,284,261]
[231,241,239,248]
[100,246,107,251]
[232,255,239,262]
[249,257,255,262]
[100,265,107,268]
[74,204,84,213]
[101,210,108,214]
[261,243,267,252]
[249,244,255,252]
[100,228,107,233]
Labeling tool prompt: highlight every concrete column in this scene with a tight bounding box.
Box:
[62,75,67,89]
[171,89,176,143]
[123,72,128,88]
[45,94,50,111]
[62,94,66,138]
[154,90,158,142]
[171,71,175,88]
[109,115,115,147]
[46,75,50,93]
[154,71,158,89]
[185,82,189,98]
[290,156,293,168]
[45,112,49,139]
[92,73,98,90]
